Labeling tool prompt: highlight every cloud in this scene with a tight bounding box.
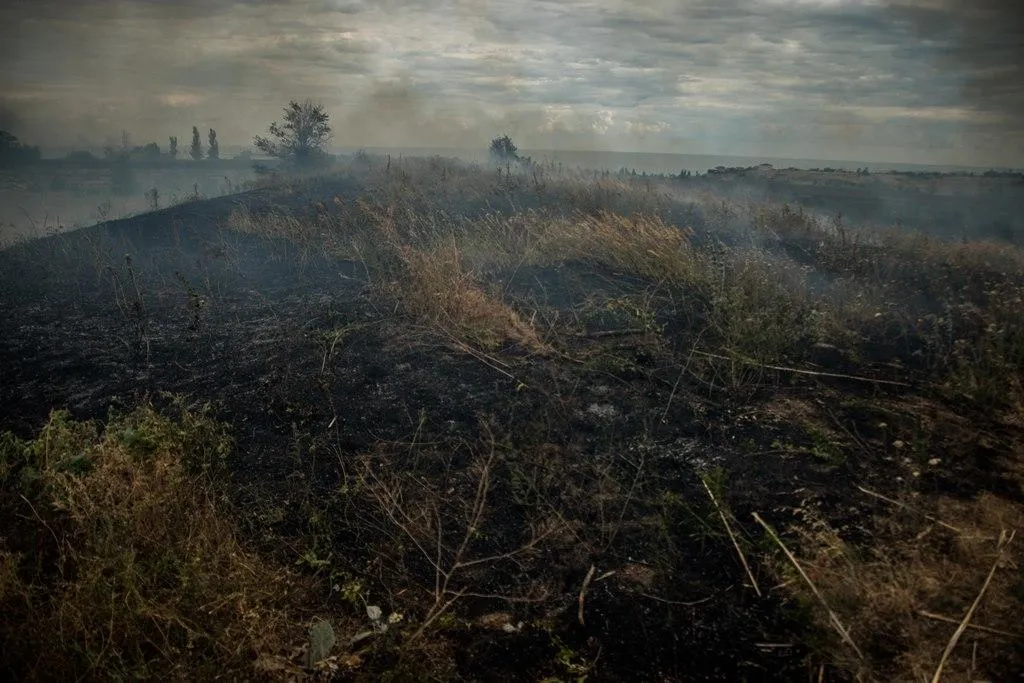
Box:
[880,0,1024,125]
[0,101,25,135]
[0,0,1021,164]
[157,93,207,108]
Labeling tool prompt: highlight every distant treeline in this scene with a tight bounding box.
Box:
[57,151,254,167]
[0,131,42,166]
[582,164,1023,181]
[0,127,253,168]
[689,163,1024,180]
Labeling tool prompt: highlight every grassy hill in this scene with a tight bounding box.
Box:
[1,155,1022,681]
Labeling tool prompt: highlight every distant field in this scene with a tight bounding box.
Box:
[668,166,1023,243]
[2,158,1020,249]
[0,160,256,245]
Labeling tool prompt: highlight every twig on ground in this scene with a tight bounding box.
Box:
[636,591,716,607]
[444,332,522,383]
[916,610,1019,639]
[693,349,911,387]
[661,331,703,424]
[602,452,645,551]
[363,428,554,647]
[576,328,646,339]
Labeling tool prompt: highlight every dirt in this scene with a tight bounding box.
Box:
[1,180,1022,681]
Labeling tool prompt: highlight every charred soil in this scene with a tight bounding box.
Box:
[2,159,1022,681]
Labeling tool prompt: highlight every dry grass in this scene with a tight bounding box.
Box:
[210,159,1024,677]
[371,209,707,354]
[538,211,701,284]
[394,240,547,351]
[772,493,1024,681]
[227,159,1024,408]
[362,203,548,353]
[749,201,1024,411]
[452,210,701,284]
[227,198,549,352]
[226,202,352,267]
[0,403,320,681]
[704,247,815,364]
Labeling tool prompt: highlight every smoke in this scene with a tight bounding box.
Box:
[337,80,484,150]
[333,77,626,153]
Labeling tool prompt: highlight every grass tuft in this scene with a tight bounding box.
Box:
[769,493,1024,681]
[0,403,316,681]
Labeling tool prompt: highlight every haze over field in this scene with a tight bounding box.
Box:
[1,0,1023,167]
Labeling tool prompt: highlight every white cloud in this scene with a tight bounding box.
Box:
[593,110,615,134]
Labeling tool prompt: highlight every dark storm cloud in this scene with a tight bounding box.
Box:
[0,0,367,21]
[881,0,1024,125]
[0,102,26,137]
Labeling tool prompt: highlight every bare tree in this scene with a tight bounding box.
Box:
[168,136,178,159]
[253,99,332,168]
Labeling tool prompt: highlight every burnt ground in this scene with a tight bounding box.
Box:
[1,183,1023,681]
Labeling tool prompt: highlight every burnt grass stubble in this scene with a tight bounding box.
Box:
[0,172,1021,681]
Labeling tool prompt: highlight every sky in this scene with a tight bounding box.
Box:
[1,0,1022,167]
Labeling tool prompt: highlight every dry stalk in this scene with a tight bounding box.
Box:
[578,564,596,626]
[930,529,1015,683]
[661,329,704,424]
[701,479,761,597]
[636,591,716,607]
[752,512,864,662]
[601,452,645,552]
[856,486,968,536]
[916,610,1019,639]
[693,349,911,387]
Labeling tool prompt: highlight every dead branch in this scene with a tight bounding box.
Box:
[576,328,646,339]
[856,486,969,536]
[701,479,761,597]
[602,452,645,552]
[361,428,555,647]
[636,591,716,606]
[693,349,911,387]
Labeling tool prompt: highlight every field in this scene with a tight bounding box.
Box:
[1,155,1022,681]
[0,158,256,246]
